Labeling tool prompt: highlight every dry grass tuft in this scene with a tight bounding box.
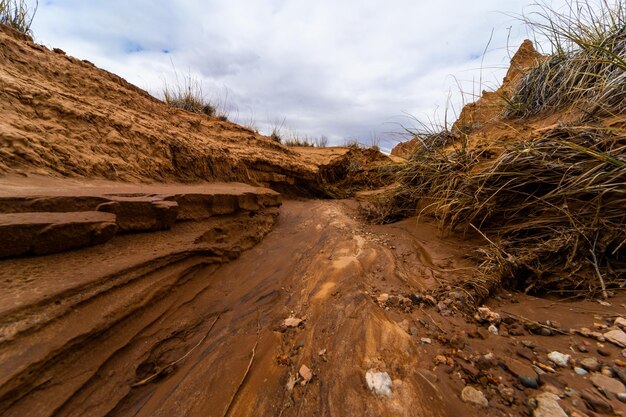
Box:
[163,75,217,117]
[505,0,626,119]
[0,0,37,34]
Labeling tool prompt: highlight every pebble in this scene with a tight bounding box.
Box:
[410,326,419,336]
[420,337,432,344]
[604,329,626,348]
[614,317,626,330]
[284,317,303,327]
[547,351,570,368]
[299,365,313,384]
[574,367,588,375]
[365,370,392,397]
[533,392,567,417]
[521,376,539,389]
[488,324,499,335]
[579,357,600,372]
[600,366,614,377]
[461,386,488,407]
[377,293,389,303]
[474,306,501,324]
[538,328,553,337]
[618,392,626,403]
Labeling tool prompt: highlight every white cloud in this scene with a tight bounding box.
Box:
[30,0,564,151]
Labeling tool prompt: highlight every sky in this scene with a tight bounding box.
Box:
[30,0,564,151]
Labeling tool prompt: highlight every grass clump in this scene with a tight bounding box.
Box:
[163,75,216,117]
[0,0,37,34]
[505,0,626,118]
[370,124,626,298]
[284,135,328,147]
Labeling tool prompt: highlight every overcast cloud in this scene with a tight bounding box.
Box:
[30,0,565,151]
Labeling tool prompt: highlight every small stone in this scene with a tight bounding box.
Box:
[284,317,303,327]
[589,372,626,396]
[299,365,313,384]
[377,293,389,303]
[604,329,626,348]
[318,349,327,356]
[365,370,392,397]
[389,295,400,306]
[474,306,501,324]
[488,324,499,335]
[617,392,626,403]
[538,327,553,336]
[576,344,589,353]
[420,337,432,344]
[547,352,570,368]
[410,326,419,336]
[522,340,536,349]
[597,347,611,357]
[600,366,615,377]
[498,384,515,404]
[580,357,600,372]
[615,317,626,330]
[574,367,588,375]
[533,392,567,417]
[521,376,540,389]
[286,375,297,391]
[461,386,488,407]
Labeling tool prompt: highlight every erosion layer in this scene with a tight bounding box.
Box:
[0,25,394,197]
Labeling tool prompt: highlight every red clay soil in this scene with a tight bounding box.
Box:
[1,199,625,417]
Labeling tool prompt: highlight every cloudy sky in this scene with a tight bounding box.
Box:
[30,0,563,151]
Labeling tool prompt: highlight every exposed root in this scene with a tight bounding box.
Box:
[222,315,261,417]
[131,313,222,388]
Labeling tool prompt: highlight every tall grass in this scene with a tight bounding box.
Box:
[367,0,626,298]
[505,0,626,118]
[0,0,37,34]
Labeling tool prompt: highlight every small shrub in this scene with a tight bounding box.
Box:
[0,0,37,34]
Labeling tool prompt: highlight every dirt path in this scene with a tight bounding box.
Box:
[80,199,474,417]
[2,200,625,417]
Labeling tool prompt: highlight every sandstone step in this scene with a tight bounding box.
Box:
[97,197,179,232]
[0,179,282,226]
[0,211,118,258]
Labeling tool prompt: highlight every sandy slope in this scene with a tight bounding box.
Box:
[0,25,323,192]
